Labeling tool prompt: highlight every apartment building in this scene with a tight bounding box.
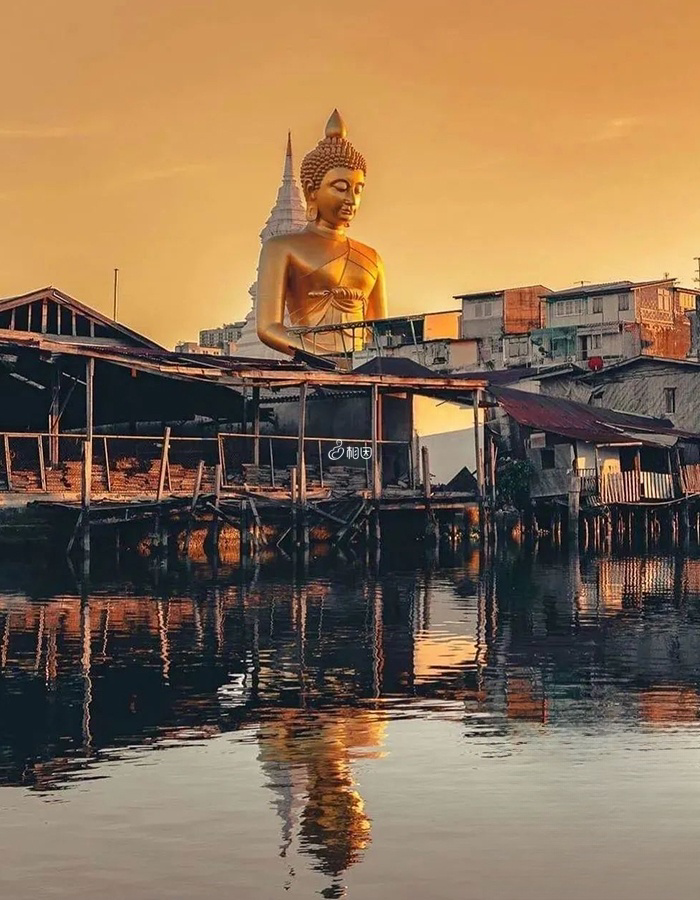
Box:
[529,279,698,367]
[455,285,550,366]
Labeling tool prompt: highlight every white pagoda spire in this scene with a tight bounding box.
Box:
[259,131,307,242]
[234,133,306,359]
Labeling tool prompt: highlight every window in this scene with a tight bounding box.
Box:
[474,303,483,318]
[508,337,528,357]
[557,298,588,316]
[592,296,604,314]
[483,301,492,317]
[659,288,671,312]
[618,293,630,311]
[591,333,602,350]
[664,387,676,414]
[540,448,556,470]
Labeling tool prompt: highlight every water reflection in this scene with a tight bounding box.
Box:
[1,549,700,893]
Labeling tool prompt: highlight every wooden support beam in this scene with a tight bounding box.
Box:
[421,445,431,498]
[297,382,308,508]
[290,466,298,538]
[41,300,48,334]
[185,460,205,554]
[191,460,205,513]
[71,310,77,337]
[37,436,46,491]
[568,471,580,546]
[81,358,94,510]
[156,426,171,502]
[489,432,497,507]
[103,437,111,492]
[269,437,276,488]
[210,462,223,556]
[252,386,260,466]
[473,389,485,537]
[214,462,222,505]
[371,384,381,501]
[3,435,12,491]
[48,366,60,465]
[9,308,15,330]
[217,434,226,487]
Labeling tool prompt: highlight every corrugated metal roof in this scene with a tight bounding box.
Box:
[579,355,700,381]
[491,386,698,445]
[545,279,679,300]
[352,357,436,377]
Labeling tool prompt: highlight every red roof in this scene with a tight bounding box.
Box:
[491,386,697,444]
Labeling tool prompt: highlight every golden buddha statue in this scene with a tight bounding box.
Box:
[256,109,388,357]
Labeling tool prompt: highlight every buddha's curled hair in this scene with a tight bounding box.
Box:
[300,109,367,193]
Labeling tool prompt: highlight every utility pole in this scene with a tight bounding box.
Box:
[695,258,700,363]
[113,268,119,321]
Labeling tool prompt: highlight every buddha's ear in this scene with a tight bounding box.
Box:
[304,180,316,201]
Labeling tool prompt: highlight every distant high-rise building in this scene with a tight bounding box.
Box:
[198,321,246,354]
[174,341,222,356]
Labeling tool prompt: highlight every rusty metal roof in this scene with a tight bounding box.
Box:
[0,329,489,393]
[491,386,698,444]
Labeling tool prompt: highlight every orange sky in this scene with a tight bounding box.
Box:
[1,0,699,349]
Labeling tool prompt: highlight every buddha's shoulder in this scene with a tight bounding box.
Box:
[262,233,300,250]
[348,238,381,265]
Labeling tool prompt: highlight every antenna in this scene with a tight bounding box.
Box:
[694,257,700,289]
[113,268,119,321]
[574,280,590,287]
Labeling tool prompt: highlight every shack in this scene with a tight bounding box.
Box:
[0,286,488,557]
[490,386,700,544]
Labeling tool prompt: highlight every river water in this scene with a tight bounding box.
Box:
[1,546,700,899]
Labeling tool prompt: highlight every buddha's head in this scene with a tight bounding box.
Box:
[301,110,367,230]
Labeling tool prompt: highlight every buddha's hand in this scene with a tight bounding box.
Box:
[308,287,365,300]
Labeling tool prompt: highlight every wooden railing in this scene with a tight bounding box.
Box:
[0,431,412,498]
[576,467,599,495]
[600,471,675,504]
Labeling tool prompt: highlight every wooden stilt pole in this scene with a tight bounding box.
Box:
[297,384,308,550]
[252,387,260,467]
[156,426,172,502]
[370,384,381,545]
[49,365,60,466]
[473,389,485,542]
[81,357,95,569]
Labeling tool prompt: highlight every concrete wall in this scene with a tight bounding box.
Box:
[545,291,635,329]
[461,297,504,340]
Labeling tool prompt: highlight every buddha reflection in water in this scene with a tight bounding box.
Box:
[256,110,388,356]
[257,709,386,890]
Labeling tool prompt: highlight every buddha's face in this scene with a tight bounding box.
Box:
[308,167,365,228]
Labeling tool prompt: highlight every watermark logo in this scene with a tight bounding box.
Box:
[328,440,372,461]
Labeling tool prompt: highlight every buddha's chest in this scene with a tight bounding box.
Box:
[287,239,378,297]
